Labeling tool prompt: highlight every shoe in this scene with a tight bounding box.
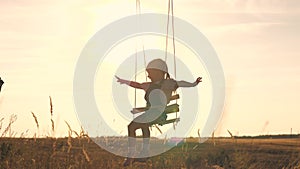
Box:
[133,150,149,163]
[133,157,148,163]
[123,158,134,167]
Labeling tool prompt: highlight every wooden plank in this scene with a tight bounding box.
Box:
[158,118,180,125]
[131,107,148,114]
[169,94,180,101]
[164,104,179,114]
[131,103,179,114]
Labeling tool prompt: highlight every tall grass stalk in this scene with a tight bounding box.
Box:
[82,145,90,162]
[65,121,73,153]
[212,130,215,146]
[1,114,17,137]
[49,96,55,136]
[65,121,73,136]
[0,117,4,132]
[227,129,236,143]
[31,112,39,137]
[197,128,201,143]
[67,130,72,153]
[154,124,162,134]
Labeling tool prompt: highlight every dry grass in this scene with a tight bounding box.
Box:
[49,96,55,136]
[0,133,299,168]
[0,117,4,131]
[31,112,39,130]
[0,137,298,168]
[82,145,90,163]
[1,114,17,137]
[0,97,299,168]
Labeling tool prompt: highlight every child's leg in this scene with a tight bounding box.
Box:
[127,121,137,157]
[124,122,150,166]
[141,125,150,138]
[127,121,148,156]
[141,126,150,154]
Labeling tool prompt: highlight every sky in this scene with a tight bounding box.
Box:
[0,0,300,137]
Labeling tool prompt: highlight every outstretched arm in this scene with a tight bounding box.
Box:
[115,76,144,89]
[177,77,202,87]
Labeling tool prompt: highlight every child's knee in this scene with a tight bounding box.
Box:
[128,122,136,132]
[128,122,133,129]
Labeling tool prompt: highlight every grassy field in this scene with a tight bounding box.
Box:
[0,99,299,168]
[0,137,299,169]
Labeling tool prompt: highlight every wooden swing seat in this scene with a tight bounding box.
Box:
[131,94,180,126]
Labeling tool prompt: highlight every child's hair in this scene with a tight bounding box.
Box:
[165,73,171,79]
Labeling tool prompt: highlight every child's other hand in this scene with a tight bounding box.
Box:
[196,77,202,84]
[115,75,126,84]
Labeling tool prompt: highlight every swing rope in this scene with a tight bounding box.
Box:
[134,0,148,110]
[134,0,140,109]
[133,0,179,128]
[166,0,179,127]
[171,0,177,79]
[165,0,177,79]
[134,49,137,109]
[136,0,147,82]
[164,0,171,62]
[143,45,147,82]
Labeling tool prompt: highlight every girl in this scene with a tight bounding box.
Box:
[116,58,202,166]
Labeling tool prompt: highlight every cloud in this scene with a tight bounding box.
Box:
[184,0,300,13]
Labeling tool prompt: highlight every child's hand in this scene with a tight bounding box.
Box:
[196,77,202,84]
[115,75,126,84]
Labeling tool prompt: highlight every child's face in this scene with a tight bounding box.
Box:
[146,69,165,82]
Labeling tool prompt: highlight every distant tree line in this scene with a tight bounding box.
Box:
[235,134,300,139]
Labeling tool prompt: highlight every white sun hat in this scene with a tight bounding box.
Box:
[146,59,168,73]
